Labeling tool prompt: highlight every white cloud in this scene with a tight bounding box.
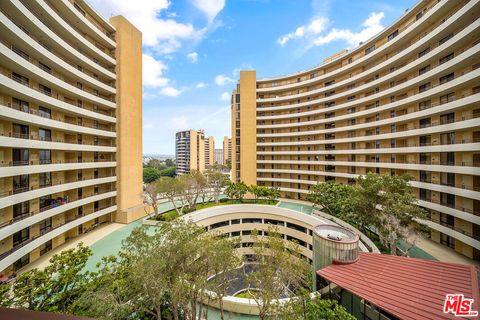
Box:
[192,0,225,23]
[160,86,182,97]
[313,12,385,48]
[220,92,230,101]
[196,82,207,88]
[278,17,328,46]
[187,52,199,63]
[88,0,206,53]
[142,53,169,88]
[214,74,234,86]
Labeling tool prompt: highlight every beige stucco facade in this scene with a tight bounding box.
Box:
[110,16,144,224]
[223,136,232,165]
[0,0,142,274]
[232,0,480,261]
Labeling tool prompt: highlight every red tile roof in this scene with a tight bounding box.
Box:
[316,252,479,320]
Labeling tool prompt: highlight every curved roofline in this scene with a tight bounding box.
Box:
[80,0,116,32]
[257,0,425,82]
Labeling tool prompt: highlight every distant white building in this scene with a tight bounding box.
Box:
[214,149,224,165]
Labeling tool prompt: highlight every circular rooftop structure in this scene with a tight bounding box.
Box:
[313,225,359,243]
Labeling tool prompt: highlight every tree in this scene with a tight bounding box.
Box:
[144,181,160,216]
[307,181,354,218]
[267,186,281,201]
[165,158,175,167]
[0,244,92,313]
[159,166,176,177]
[224,181,237,200]
[206,169,228,204]
[347,173,426,255]
[191,170,209,204]
[146,159,163,170]
[157,176,185,215]
[75,220,239,320]
[245,227,311,320]
[294,296,355,320]
[143,167,161,183]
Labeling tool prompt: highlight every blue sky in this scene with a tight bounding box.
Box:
[90,0,416,155]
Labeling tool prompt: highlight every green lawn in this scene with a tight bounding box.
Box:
[152,199,277,221]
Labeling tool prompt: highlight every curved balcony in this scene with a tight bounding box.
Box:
[418,200,480,226]
[257,161,480,176]
[0,175,117,210]
[0,11,115,93]
[53,0,116,49]
[258,16,478,103]
[257,45,480,120]
[0,160,116,178]
[25,0,116,65]
[2,0,116,79]
[0,72,116,123]
[257,176,480,201]
[0,204,117,272]
[257,118,479,146]
[0,103,115,138]
[257,142,480,155]
[0,133,116,153]
[0,43,115,108]
[418,219,480,250]
[0,190,117,239]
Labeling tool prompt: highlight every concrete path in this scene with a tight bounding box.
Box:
[411,236,479,266]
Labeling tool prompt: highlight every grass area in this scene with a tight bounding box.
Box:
[234,290,258,299]
[153,198,278,222]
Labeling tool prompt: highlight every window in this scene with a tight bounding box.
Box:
[440,92,455,104]
[38,106,51,119]
[440,152,455,165]
[419,118,430,128]
[13,175,29,194]
[39,84,51,96]
[365,45,375,55]
[39,172,51,187]
[419,135,431,146]
[439,73,454,84]
[13,201,29,220]
[440,132,455,145]
[324,80,335,87]
[12,98,29,113]
[38,62,51,74]
[387,29,399,41]
[418,65,430,75]
[347,95,355,101]
[439,33,453,45]
[325,101,335,108]
[440,113,455,124]
[12,149,29,166]
[13,227,29,246]
[13,254,29,272]
[325,91,335,97]
[441,172,455,187]
[40,240,52,256]
[39,150,51,164]
[12,123,29,139]
[418,47,430,58]
[39,218,52,235]
[40,195,52,211]
[419,100,431,110]
[440,193,455,208]
[39,128,51,141]
[416,12,423,21]
[439,53,454,64]
[419,82,430,93]
[12,72,29,85]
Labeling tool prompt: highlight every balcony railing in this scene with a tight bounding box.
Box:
[0,204,116,261]
[0,130,116,147]
[0,158,114,168]
[0,174,116,199]
[0,189,116,229]
[3,100,116,132]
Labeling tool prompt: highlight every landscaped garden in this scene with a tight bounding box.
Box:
[0,170,430,320]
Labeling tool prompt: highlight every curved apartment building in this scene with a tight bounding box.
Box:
[0,0,143,274]
[232,0,480,261]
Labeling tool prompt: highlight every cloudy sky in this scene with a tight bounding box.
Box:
[89,0,416,155]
